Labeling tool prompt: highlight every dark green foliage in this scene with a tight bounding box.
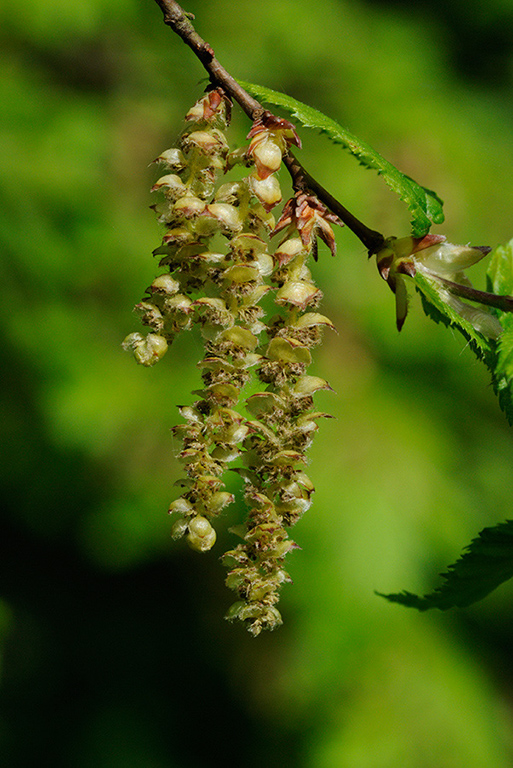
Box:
[411,242,513,424]
[379,520,513,610]
[383,241,513,610]
[487,240,513,423]
[414,271,494,363]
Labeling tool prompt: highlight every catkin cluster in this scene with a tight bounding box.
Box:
[124,88,338,634]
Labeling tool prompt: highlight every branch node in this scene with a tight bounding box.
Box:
[153,0,386,253]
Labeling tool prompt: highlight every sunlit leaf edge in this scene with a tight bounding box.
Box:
[239,79,445,237]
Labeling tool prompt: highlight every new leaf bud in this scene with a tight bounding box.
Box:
[151,174,187,200]
[122,332,168,366]
[155,148,187,171]
[276,281,322,309]
[187,515,217,552]
[251,137,282,179]
[148,274,181,296]
[206,203,243,233]
[249,173,282,210]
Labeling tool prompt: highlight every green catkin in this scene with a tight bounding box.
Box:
[223,229,335,636]
[124,91,337,633]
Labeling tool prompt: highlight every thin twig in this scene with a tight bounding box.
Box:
[434,274,513,312]
[153,0,386,254]
[283,154,385,253]
[154,0,262,120]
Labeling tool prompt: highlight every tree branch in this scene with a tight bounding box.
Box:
[154,0,263,120]
[153,0,386,254]
[282,153,385,253]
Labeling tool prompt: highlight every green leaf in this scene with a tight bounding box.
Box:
[487,238,513,296]
[378,520,513,610]
[414,267,513,421]
[413,271,494,363]
[239,80,445,237]
[487,240,513,422]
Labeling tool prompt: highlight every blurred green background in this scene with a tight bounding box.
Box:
[2,0,513,765]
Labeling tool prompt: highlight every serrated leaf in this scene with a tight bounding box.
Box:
[378,520,513,610]
[487,238,513,296]
[239,80,444,237]
[490,324,513,424]
[486,240,513,422]
[413,271,494,362]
